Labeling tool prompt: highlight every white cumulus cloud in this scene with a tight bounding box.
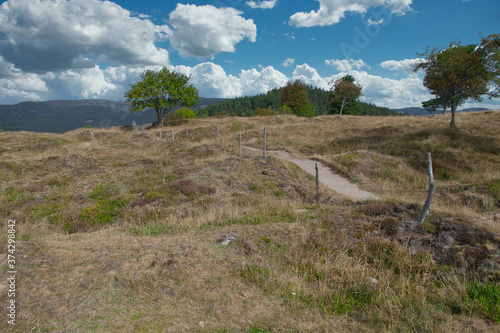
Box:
[246,0,278,9]
[326,58,371,71]
[168,4,257,59]
[349,71,430,108]
[42,65,161,101]
[173,62,242,98]
[381,58,424,72]
[0,56,49,104]
[173,63,287,98]
[292,64,329,88]
[283,58,295,68]
[0,0,170,73]
[239,66,288,96]
[289,0,413,27]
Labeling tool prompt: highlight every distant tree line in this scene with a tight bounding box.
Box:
[199,83,402,118]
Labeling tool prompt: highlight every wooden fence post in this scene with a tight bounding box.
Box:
[239,131,242,157]
[315,163,319,195]
[217,124,220,145]
[171,129,175,144]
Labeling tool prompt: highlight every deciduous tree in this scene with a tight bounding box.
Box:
[414,34,500,126]
[329,75,362,116]
[279,80,315,117]
[125,68,199,126]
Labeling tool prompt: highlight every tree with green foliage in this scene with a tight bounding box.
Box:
[414,34,500,126]
[330,99,361,116]
[124,67,199,126]
[329,75,363,116]
[279,80,315,117]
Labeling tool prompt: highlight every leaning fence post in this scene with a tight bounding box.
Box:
[263,127,267,158]
[171,128,175,144]
[159,128,162,139]
[419,152,437,224]
[239,131,242,157]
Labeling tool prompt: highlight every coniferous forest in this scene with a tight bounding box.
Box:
[199,85,404,117]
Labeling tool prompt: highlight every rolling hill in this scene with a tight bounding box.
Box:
[1,111,499,332]
[0,98,226,133]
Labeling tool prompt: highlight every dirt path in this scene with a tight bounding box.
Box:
[244,146,380,201]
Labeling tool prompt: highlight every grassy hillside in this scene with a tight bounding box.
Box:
[1,111,499,332]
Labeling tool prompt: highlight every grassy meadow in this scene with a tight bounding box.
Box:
[0,111,499,332]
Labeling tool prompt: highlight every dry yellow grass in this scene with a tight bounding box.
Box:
[0,111,499,332]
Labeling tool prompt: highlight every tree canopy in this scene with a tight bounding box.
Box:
[279,80,315,117]
[329,75,363,116]
[124,68,199,126]
[414,34,500,126]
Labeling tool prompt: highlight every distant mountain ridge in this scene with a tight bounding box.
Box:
[0,98,225,133]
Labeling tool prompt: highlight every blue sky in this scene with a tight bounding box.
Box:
[0,0,499,109]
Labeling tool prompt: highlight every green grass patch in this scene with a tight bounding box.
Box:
[488,179,500,203]
[5,187,25,202]
[45,175,73,188]
[78,183,131,228]
[464,281,500,322]
[80,196,130,227]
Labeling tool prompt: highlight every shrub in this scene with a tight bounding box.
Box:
[254,107,275,117]
[278,104,293,114]
[176,107,197,119]
[163,107,197,126]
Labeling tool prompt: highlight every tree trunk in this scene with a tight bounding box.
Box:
[339,97,346,116]
[442,100,448,115]
[450,102,457,127]
[155,108,162,126]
